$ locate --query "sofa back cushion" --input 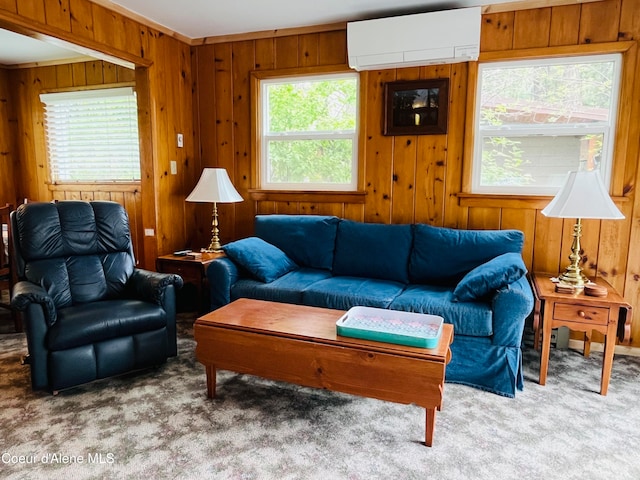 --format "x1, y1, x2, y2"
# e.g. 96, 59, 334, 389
333, 220, 412, 284
254, 215, 339, 270
13, 201, 135, 308
409, 224, 524, 286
